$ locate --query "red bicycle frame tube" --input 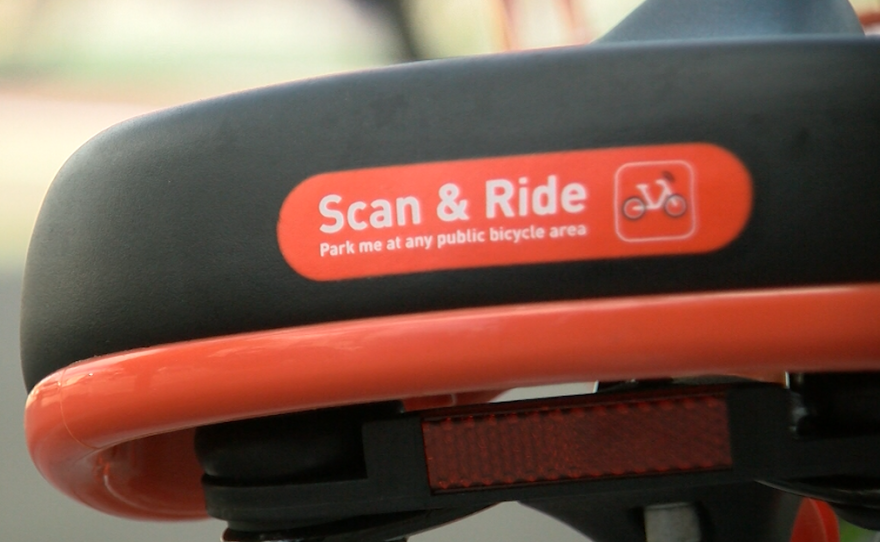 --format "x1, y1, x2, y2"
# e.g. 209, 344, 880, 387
24, 284, 880, 519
